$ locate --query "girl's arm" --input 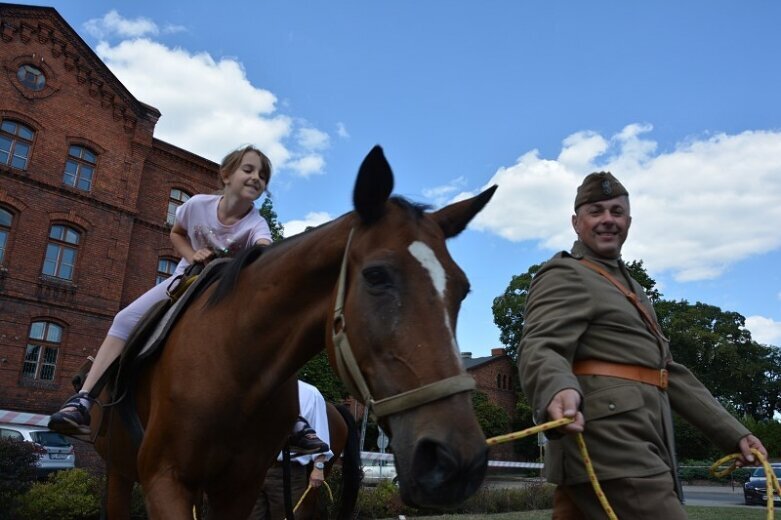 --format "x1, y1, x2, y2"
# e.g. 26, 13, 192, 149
254, 238, 272, 247
170, 223, 213, 264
